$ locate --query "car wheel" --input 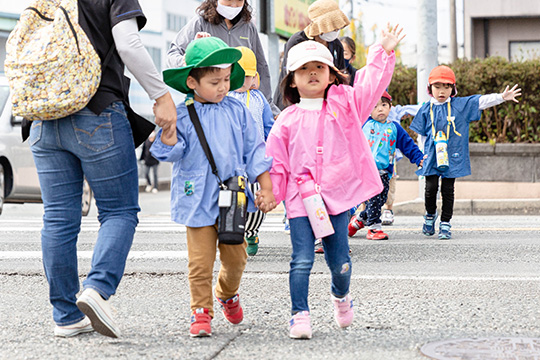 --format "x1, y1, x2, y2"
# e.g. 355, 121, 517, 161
81, 178, 93, 217
0, 165, 4, 215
